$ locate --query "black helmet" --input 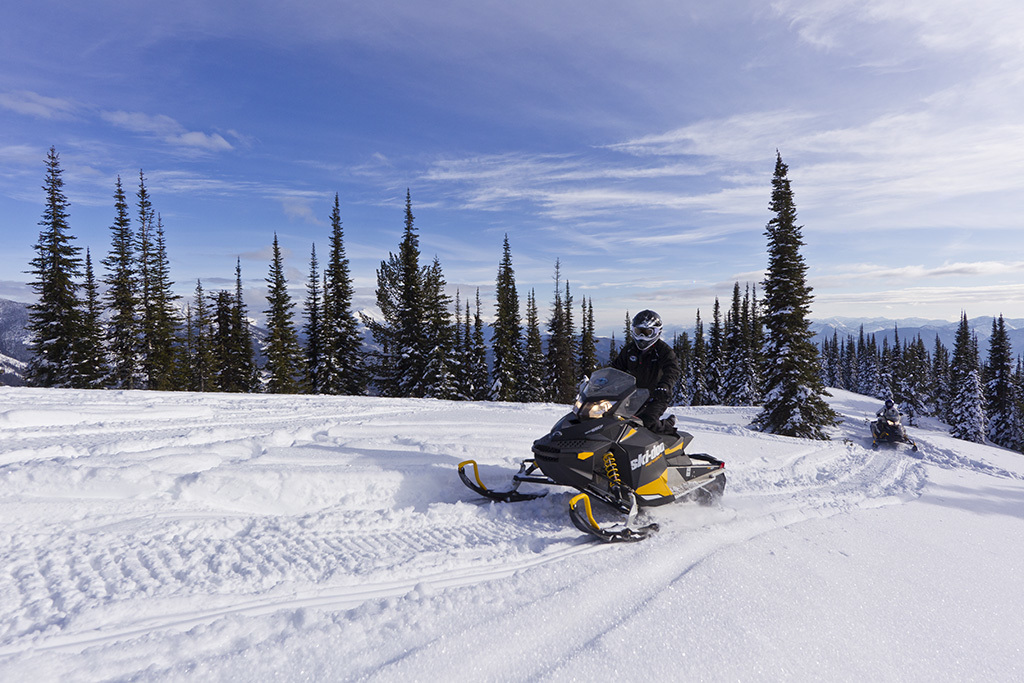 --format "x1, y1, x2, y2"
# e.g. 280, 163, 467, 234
884, 398, 894, 408
632, 309, 663, 351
